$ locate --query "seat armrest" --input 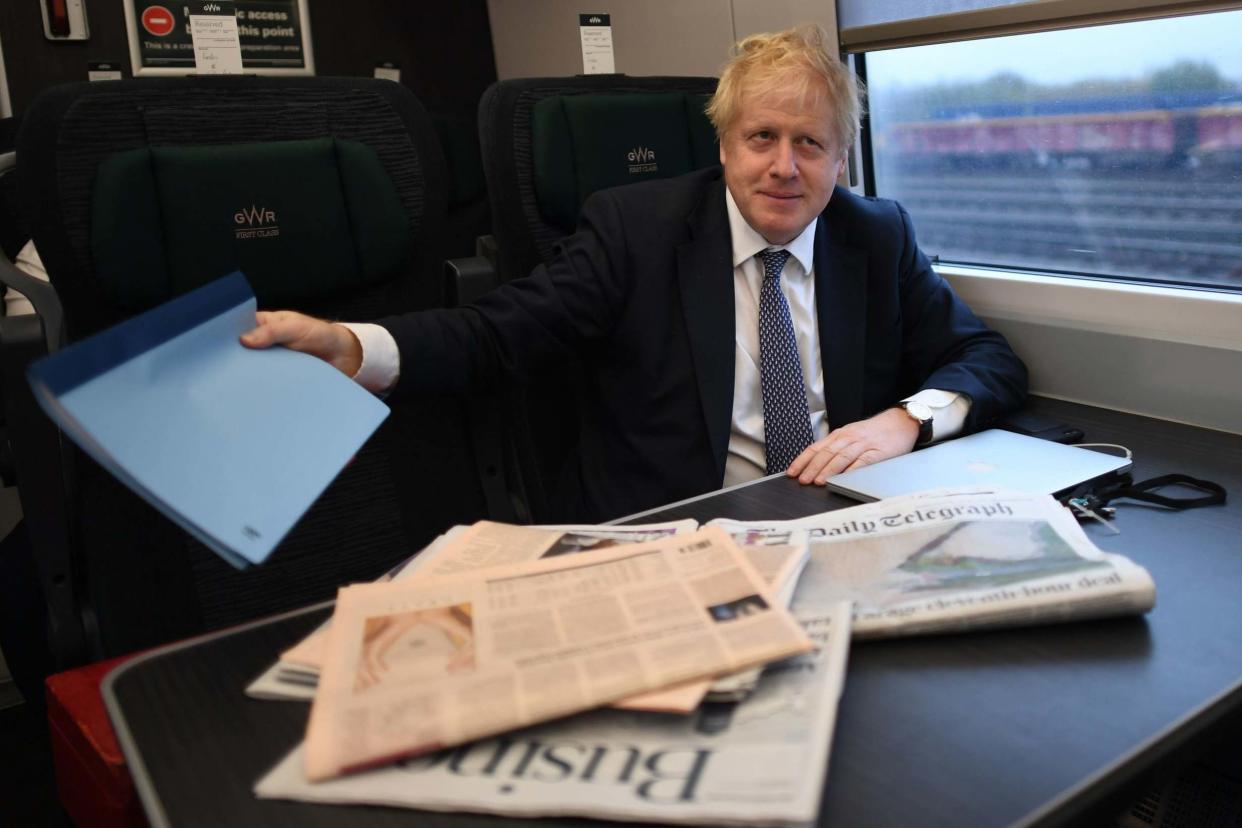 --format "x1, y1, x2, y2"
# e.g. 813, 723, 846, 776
474, 234, 499, 269
444, 255, 499, 307
0, 310, 89, 667
0, 255, 64, 353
